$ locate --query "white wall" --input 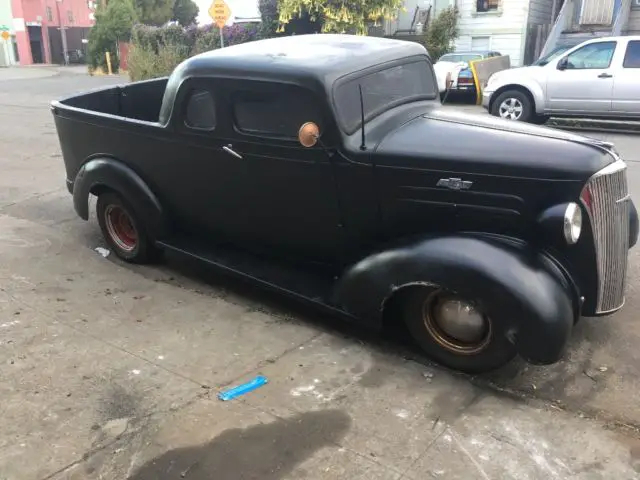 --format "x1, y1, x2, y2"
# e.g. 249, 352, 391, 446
386, 0, 454, 34
627, 4, 640, 34
454, 0, 530, 66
